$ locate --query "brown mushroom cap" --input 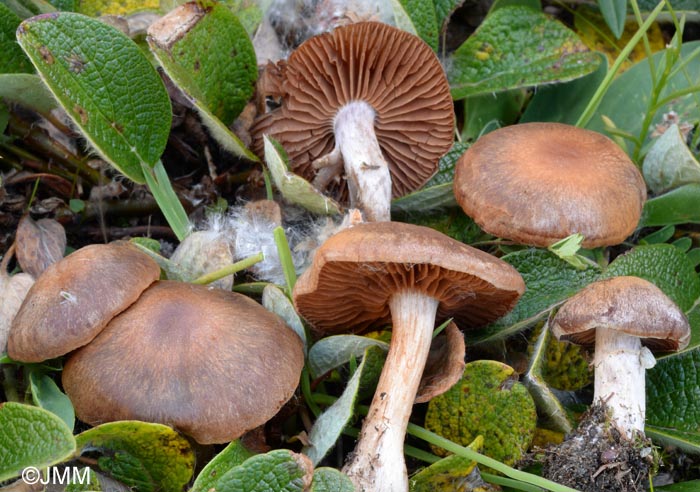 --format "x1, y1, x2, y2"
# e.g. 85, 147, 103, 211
252, 21, 454, 202
8, 242, 160, 362
62, 281, 304, 444
551, 276, 690, 351
453, 123, 647, 248
293, 222, 525, 336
